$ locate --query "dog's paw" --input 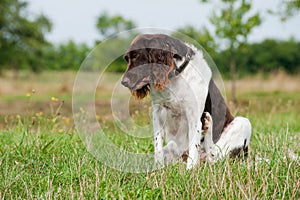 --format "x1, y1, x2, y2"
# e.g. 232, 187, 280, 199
163, 141, 180, 164
186, 157, 197, 170
202, 112, 212, 134
206, 146, 219, 163
186, 147, 199, 170
154, 151, 164, 167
